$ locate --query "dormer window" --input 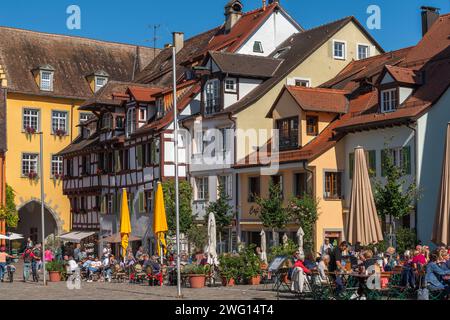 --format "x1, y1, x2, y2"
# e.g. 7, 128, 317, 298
95, 76, 108, 92
40, 70, 54, 91
204, 79, 221, 114
381, 88, 398, 113
253, 41, 264, 54
156, 97, 164, 119
224, 78, 237, 93
126, 108, 136, 136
